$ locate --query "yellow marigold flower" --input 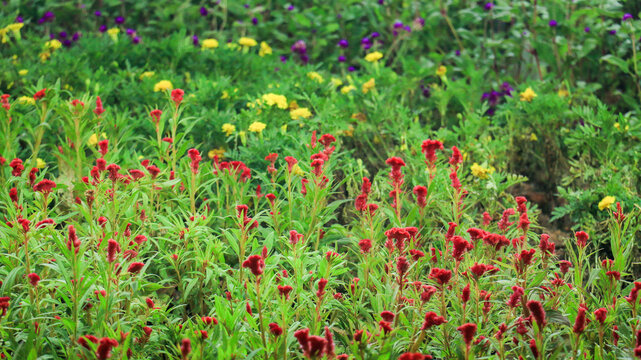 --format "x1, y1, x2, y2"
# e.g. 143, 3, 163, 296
87, 132, 107, 146
208, 147, 226, 159
18, 69, 28, 76
341, 85, 356, 94
0, 28, 8, 44
558, 88, 569, 98
307, 72, 324, 83
519, 87, 537, 102
18, 96, 35, 105
202, 38, 219, 49
470, 163, 495, 179
248, 121, 266, 133
436, 65, 447, 76
290, 107, 313, 120
530, 133, 538, 141
6, 23, 24, 32
598, 196, 615, 211
139, 71, 155, 80
36, 158, 46, 169
365, 51, 383, 63
222, 123, 236, 136
331, 78, 343, 87
221, 90, 229, 99
45, 39, 62, 50
259, 41, 272, 56
362, 78, 375, 94
261, 93, 288, 109
107, 28, 119, 41
288, 100, 299, 110
154, 80, 173, 92
292, 163, 305, 176
238, 37, 258, 47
